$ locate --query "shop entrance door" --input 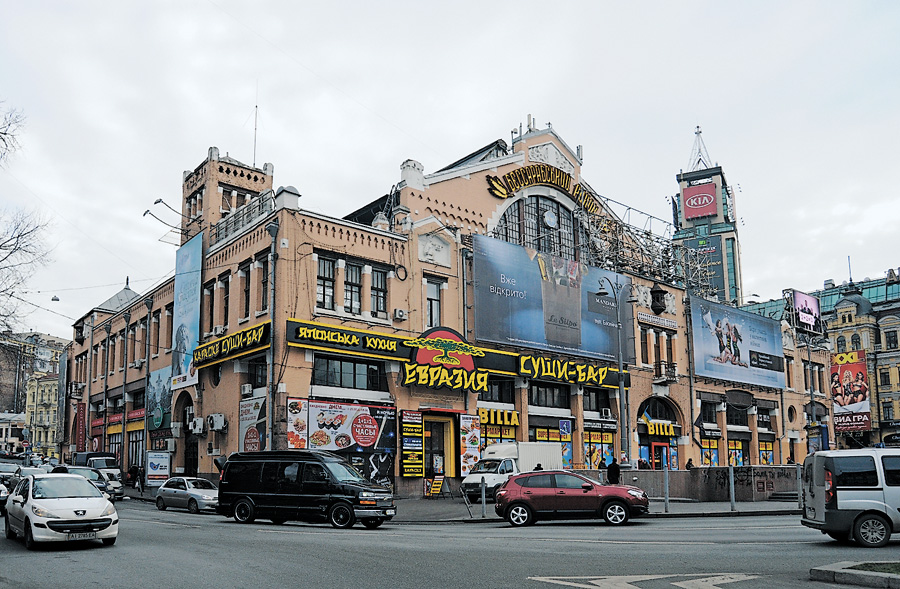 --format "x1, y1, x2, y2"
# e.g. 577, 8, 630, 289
651, 443, 669, 470
424, 420, 445, 478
